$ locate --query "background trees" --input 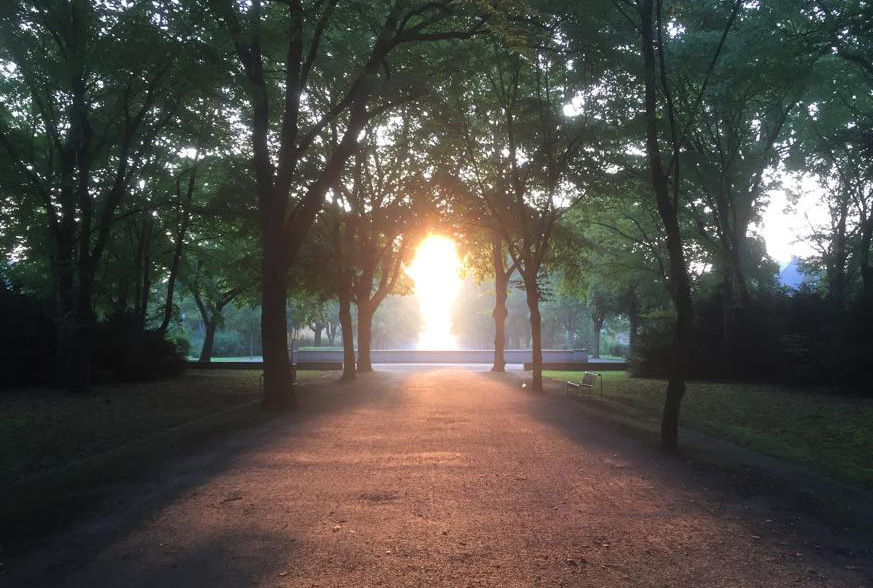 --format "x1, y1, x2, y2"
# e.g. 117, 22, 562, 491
206, 0, 485, 410
0, 0, 208, 390
2, 0, 873, 452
